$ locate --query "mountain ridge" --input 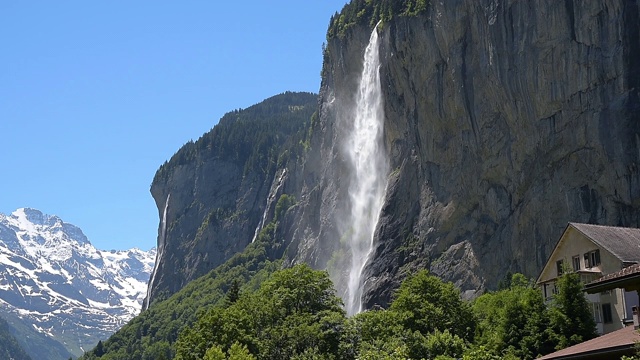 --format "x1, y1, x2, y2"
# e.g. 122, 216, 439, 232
0, 208, 156, 358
